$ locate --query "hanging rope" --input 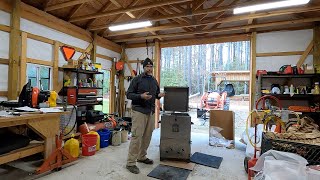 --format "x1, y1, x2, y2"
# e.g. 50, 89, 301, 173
151, 39, 155, 60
